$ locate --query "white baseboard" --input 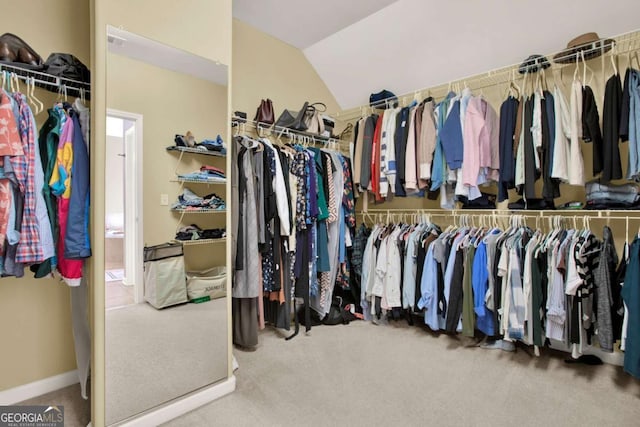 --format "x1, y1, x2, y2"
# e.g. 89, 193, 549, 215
117, 375, 236, 427
0, 370, 79, 405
